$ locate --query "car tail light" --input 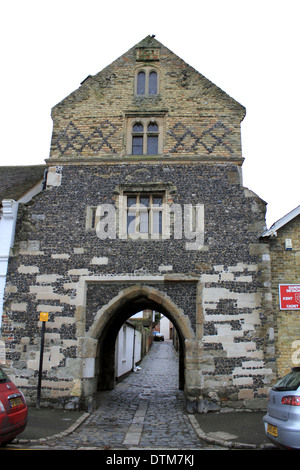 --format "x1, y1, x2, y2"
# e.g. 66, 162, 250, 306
281, 396, 300, 406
